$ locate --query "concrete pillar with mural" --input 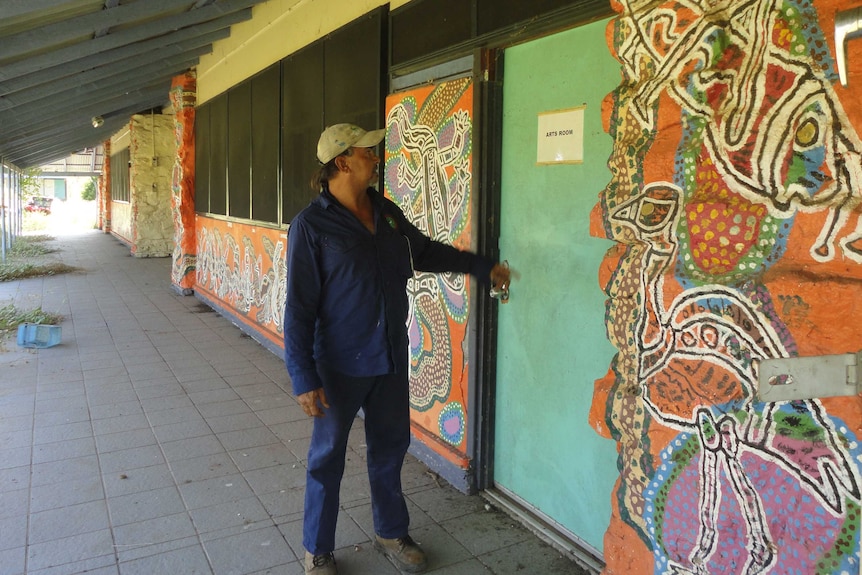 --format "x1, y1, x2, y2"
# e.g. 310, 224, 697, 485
129, 112, 175, 257
100, 140, 111, 233
169, 72, 197, 294
590, 1, 862, 573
